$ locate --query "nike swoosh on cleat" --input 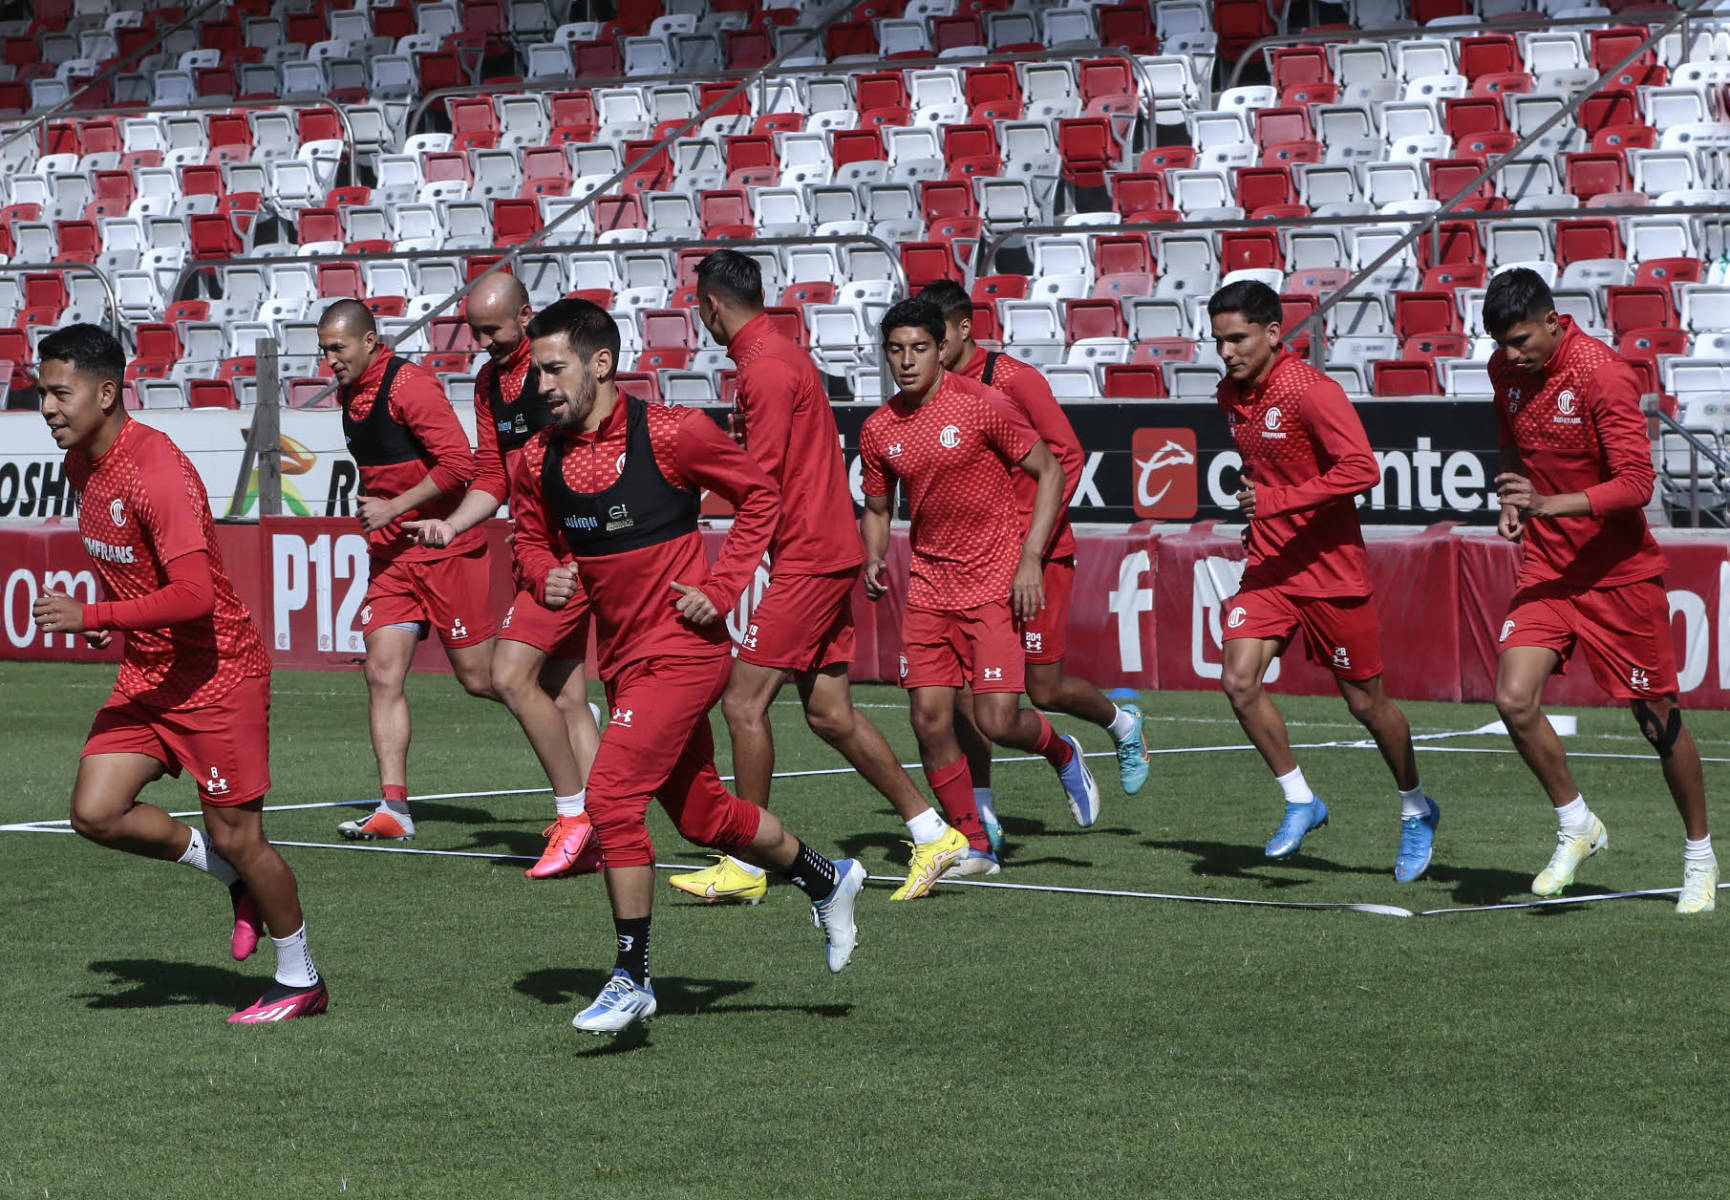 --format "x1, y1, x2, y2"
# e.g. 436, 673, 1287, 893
702, 883, 756, 899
